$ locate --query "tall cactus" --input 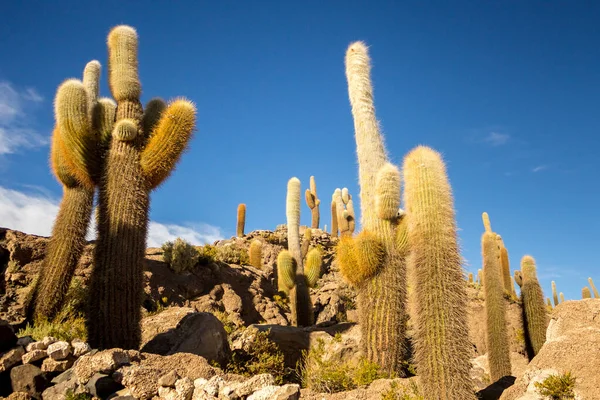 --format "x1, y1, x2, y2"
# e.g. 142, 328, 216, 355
551, 281, 559, 306
330, 196, 338, 238
336, 42, 408, 375
588, 277, 599, 298
249, 239, 262, 269
481, 228, 511, 381
88, 25, 196, 350
286, 177, 312, 326
403, 145, 475, 399
499, 238, 512, 295
582, 287, 592, 299
305, 176, 320, 229
520, 255, 548, 360
28, 61, 115, 322
237, 204, 246, 237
